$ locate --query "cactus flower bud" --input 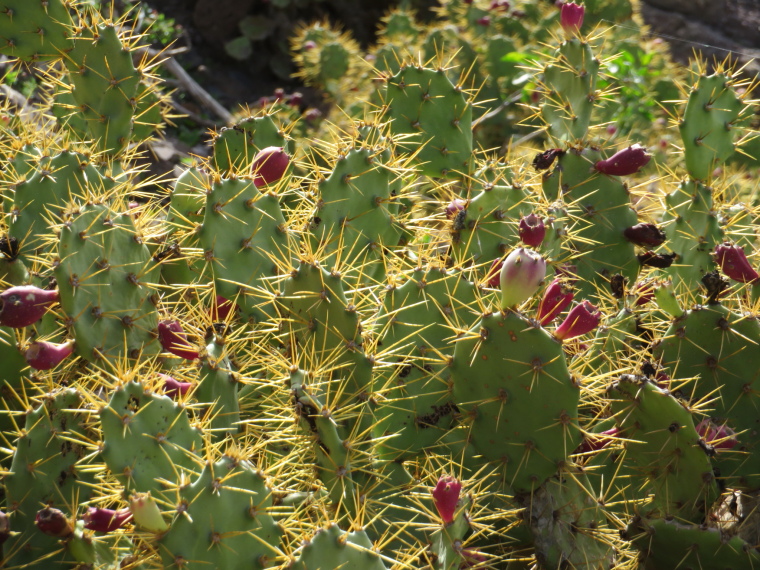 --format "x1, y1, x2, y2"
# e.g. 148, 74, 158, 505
623, 223, 666, 247
519, 214, 546, 247
129, 492, 168, 533
555, 300, 600, 340
696, 419, 738, 450
0, 286, 59, 328
157, 320, 199, 360
252, 147, 290, 188
559, 2, 584, 35
158, 373, 193, 399
714, 242, 759, 283
25, 339, 75, 370
35, 507, 73, 537
537, 279, 574, 325
445, 198, 467, 219
594, 144, 651, 176
432, 475, 461, 525
83, 507, 132, 533
500, 248, 546, 310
